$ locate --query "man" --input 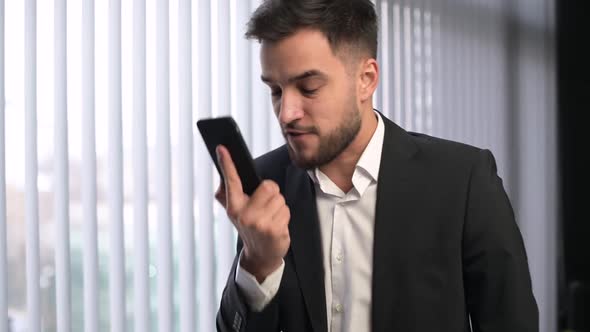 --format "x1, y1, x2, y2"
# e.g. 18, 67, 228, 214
214, 0, 538, 331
